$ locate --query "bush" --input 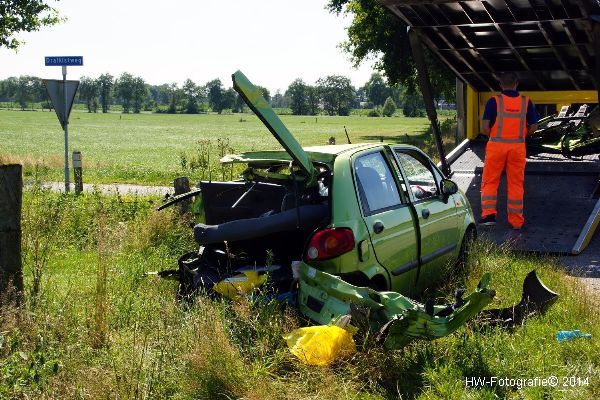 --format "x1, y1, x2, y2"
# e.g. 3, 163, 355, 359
402, 92, 426, 117
382, 96, 397, 117
367, 109, 380, 117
